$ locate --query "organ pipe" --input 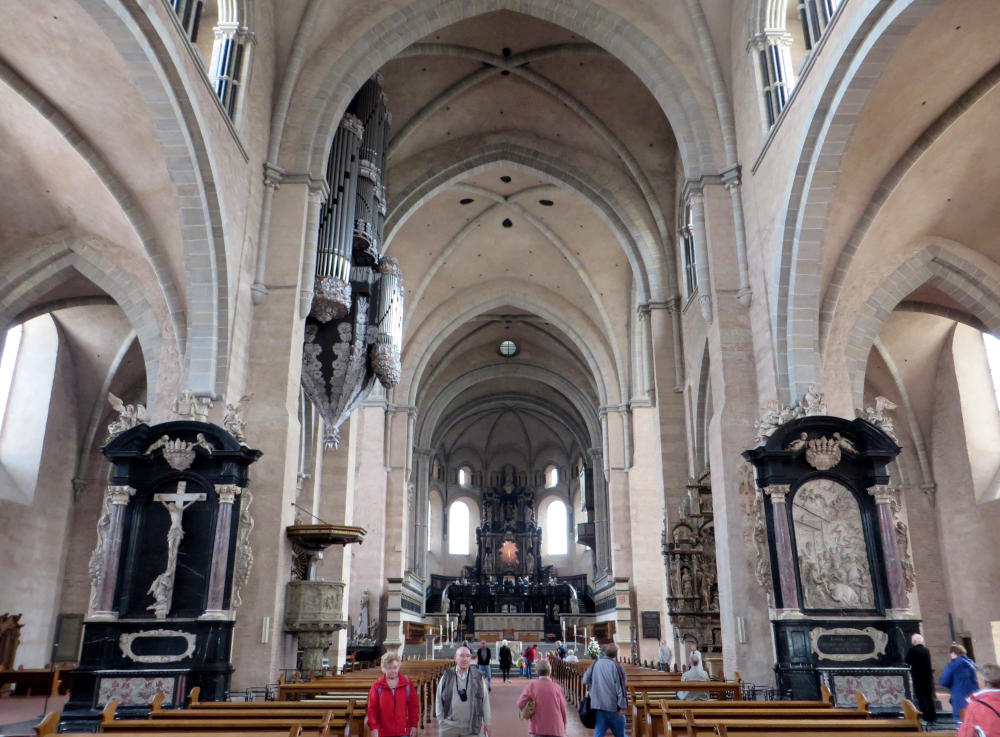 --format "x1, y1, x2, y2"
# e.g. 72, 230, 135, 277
371, 256, 404, 387
311, 113, 363, 322
348, 72, 391, 266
